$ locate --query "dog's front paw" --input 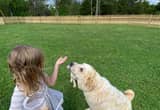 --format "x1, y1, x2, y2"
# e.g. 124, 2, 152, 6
85, 108, 90, 110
